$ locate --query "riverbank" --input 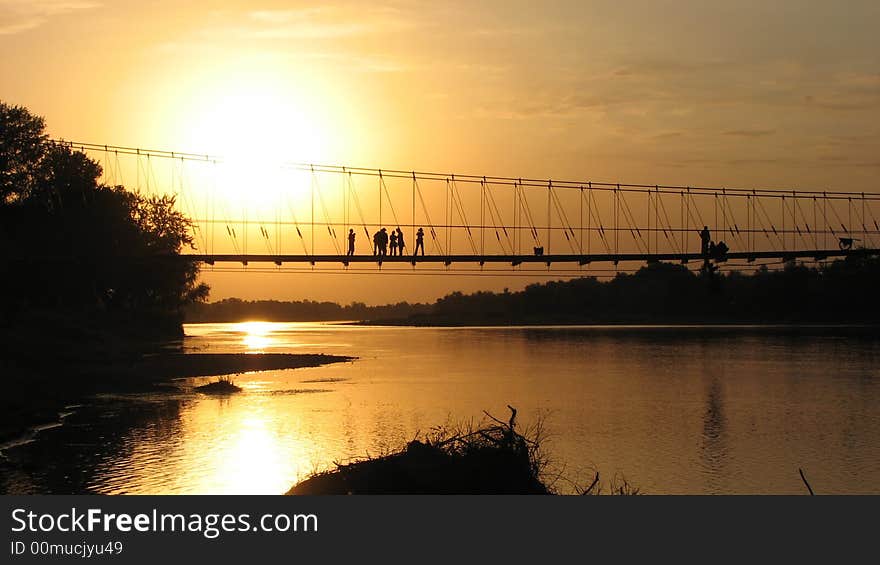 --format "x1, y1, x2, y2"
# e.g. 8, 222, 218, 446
1, 349, 354, 444
123, 352, 354, 381
351, 319, 880, 338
